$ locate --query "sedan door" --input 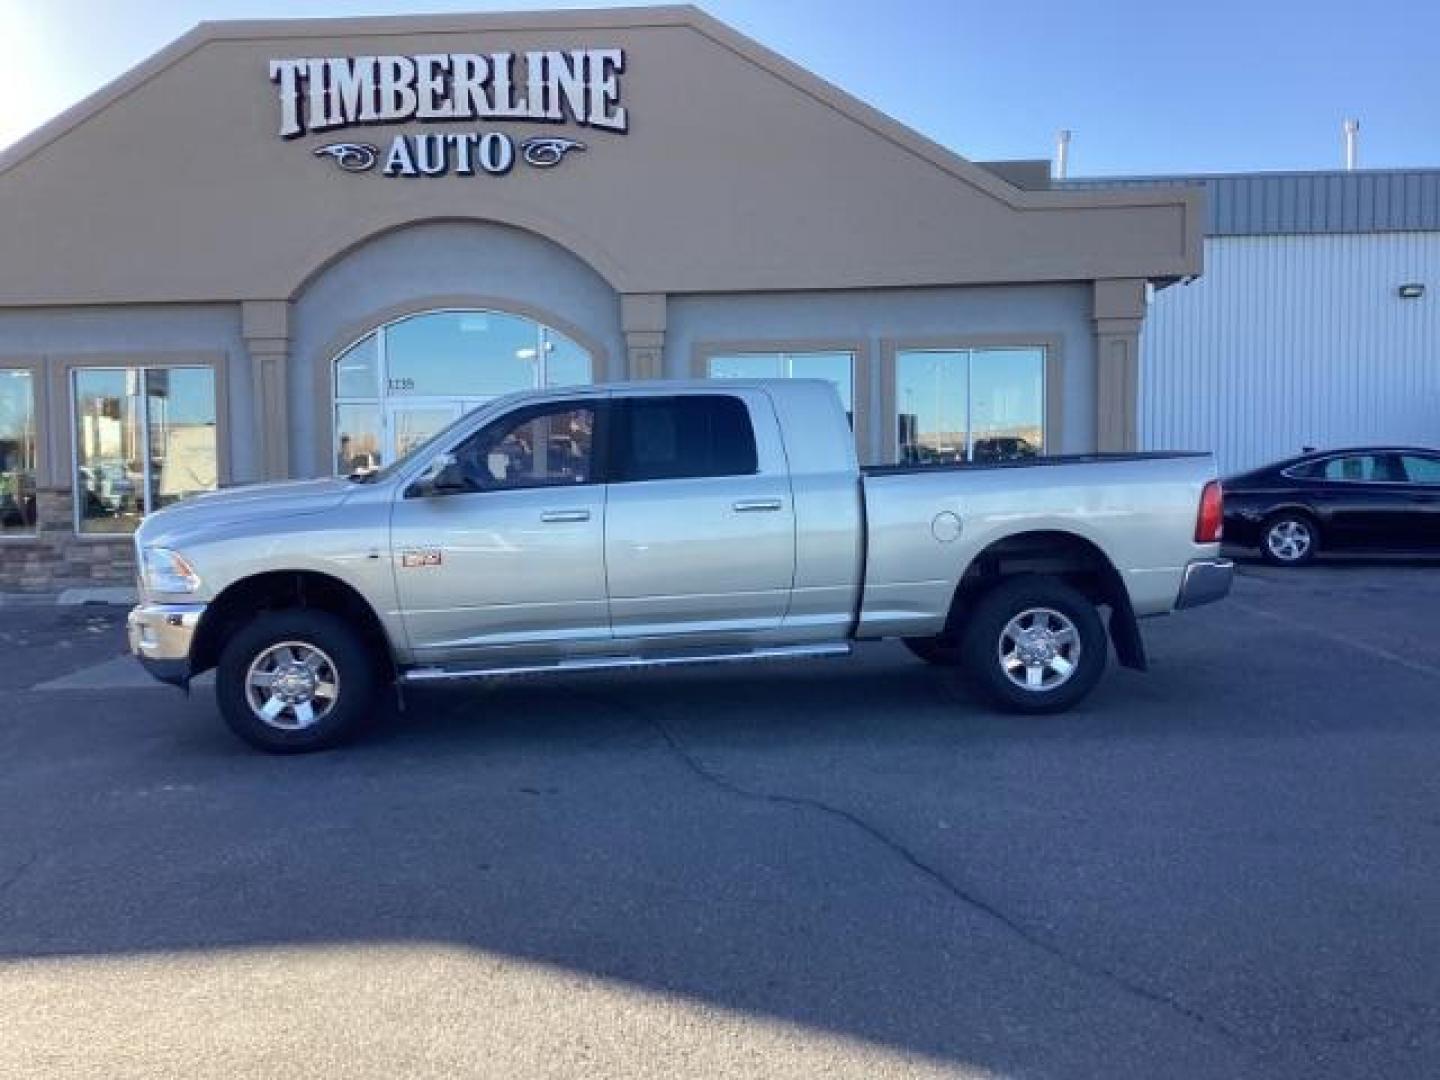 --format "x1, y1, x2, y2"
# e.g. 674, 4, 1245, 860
390, 397, 610, 663
1308, 453, 1409, 550
603, 391, 796, 640
1399, 453, 1440, 550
